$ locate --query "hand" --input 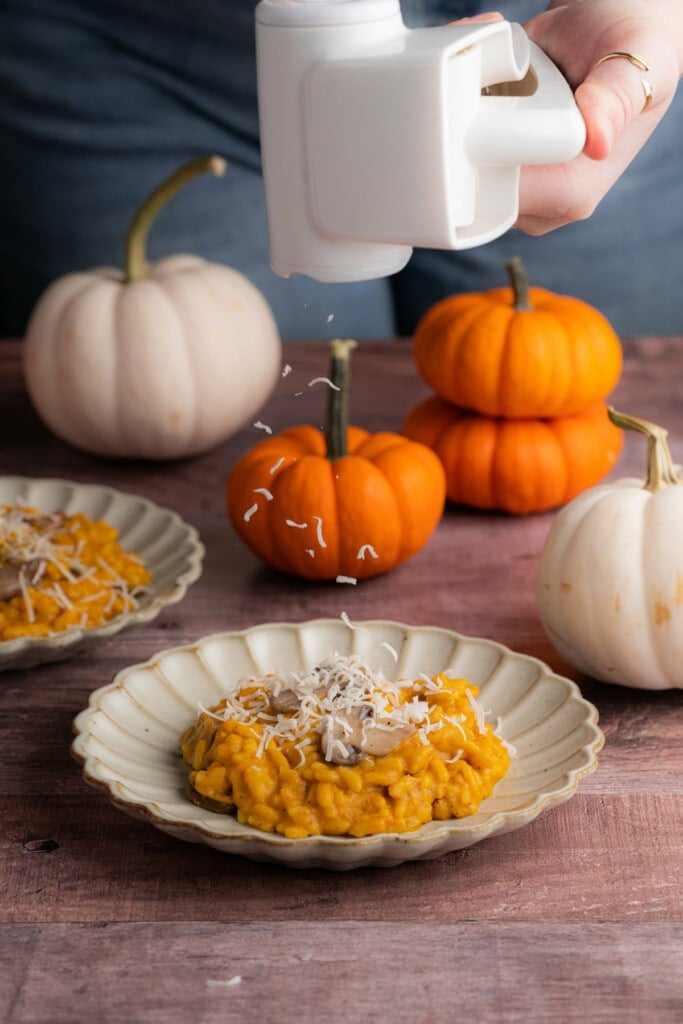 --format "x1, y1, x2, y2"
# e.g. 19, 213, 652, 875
517, 0, 682, 234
